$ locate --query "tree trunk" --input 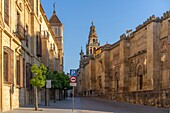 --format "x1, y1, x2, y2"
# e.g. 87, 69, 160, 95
45, 88, 47, 106
34, 86, 38, 111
